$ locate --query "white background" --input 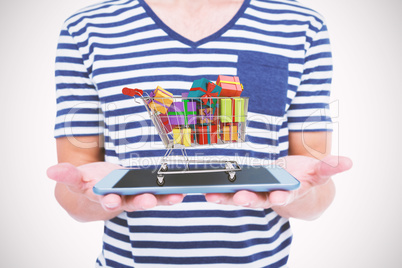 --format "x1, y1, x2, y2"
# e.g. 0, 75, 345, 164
0, 0, 401, 267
